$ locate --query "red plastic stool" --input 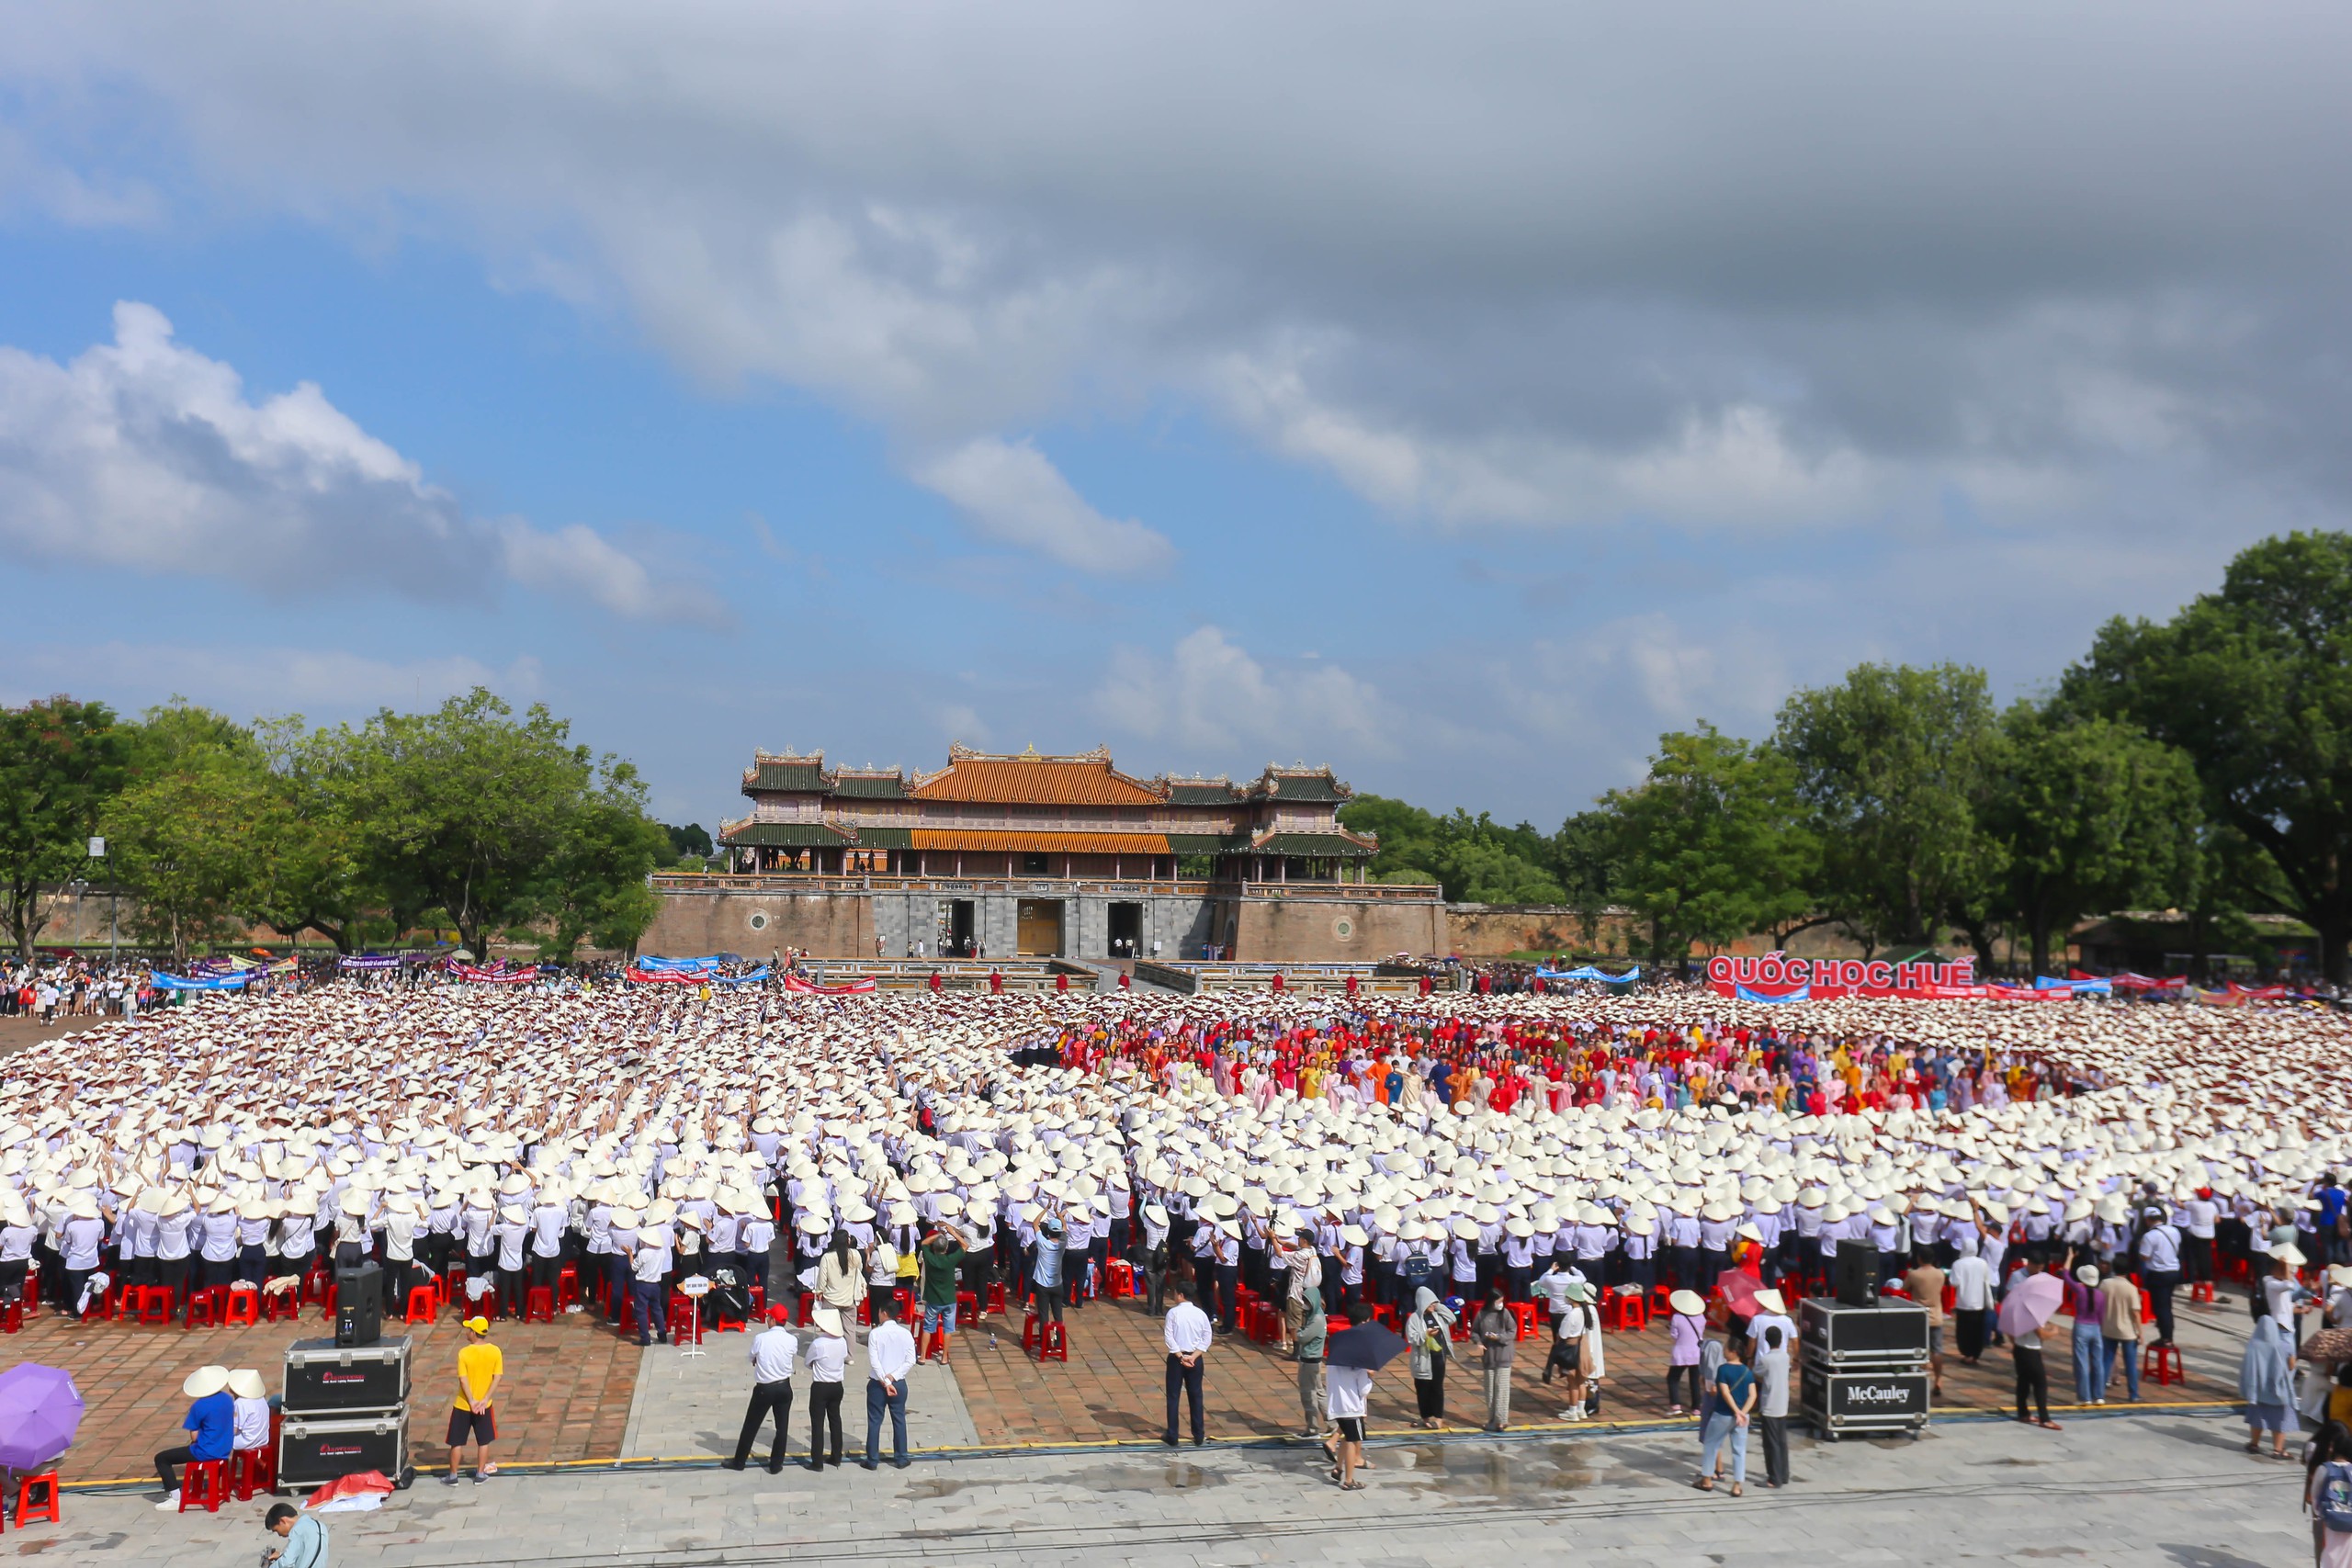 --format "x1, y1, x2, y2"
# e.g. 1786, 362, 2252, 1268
223, 1289, 261, 1327
2190, 1280, 2215, 1304
1368, 1302, 1399, 1331
986, 1281, 1008, 1314
1509, 1302, 1539, 1340
713, 1293, 750, 1333
1038, 1322, 1068, 1362
557, 1262, 580, 1308
1605, 1289, 1648, 1331
1106, 1259, 1135, 1300
2143, 1341, 2184, 1386
185, 1287, 225, 1329
523, 1286, 557, 1325
2140, 1287, 2156, 1322
13, 1471, 60, 1525
264, 1289, 302, 1323
854, 1298, 872, 1327
922, 1325, 949, 1362
404, 1285, 439, 1325
0, 1299, 22, 1335
178, 1459, 230, 1513
1650, 1281, 1675, 1316
956, 1290, 978, 1320
794, 1293, 814, 1326
1021, 1314, 1041, 1352
1328, 1315, 1353, 1334
230, 1445, 277, 1501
